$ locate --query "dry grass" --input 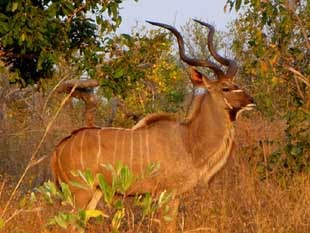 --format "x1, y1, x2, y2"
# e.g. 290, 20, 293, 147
181, 153, 310, 233
3, 164, 309, 233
